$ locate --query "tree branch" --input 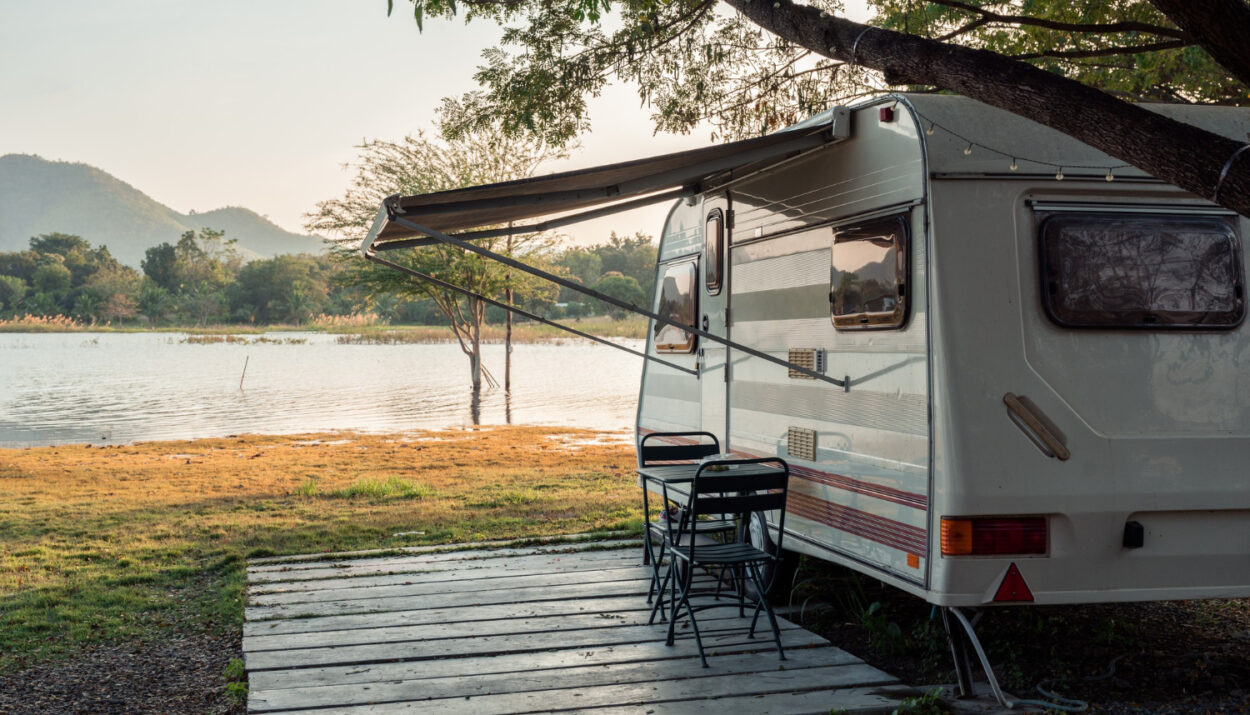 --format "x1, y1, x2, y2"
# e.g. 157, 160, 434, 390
1013, 39, 1190, 61
1148, 0, 1250, 88
928, 0, 1188, 39
934, 16, 988, 43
